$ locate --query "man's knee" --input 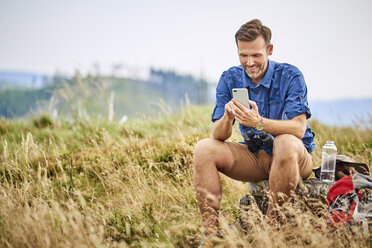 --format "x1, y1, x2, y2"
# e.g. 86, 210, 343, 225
194, 138, 216, 158
272, 134, 303, 161
194, 138, 223, 164
193, 138, 233, 172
